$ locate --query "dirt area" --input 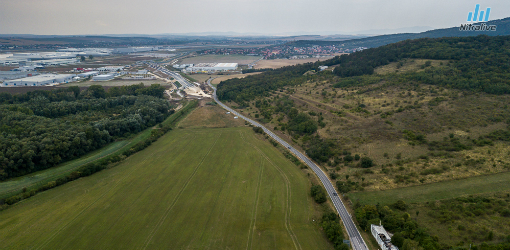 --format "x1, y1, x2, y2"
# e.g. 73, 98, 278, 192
183, 86, 211, 98
179, 55, 261, 65
186, 74, 213, 83
177, 101, 246, 128
254, 57, 334, 69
